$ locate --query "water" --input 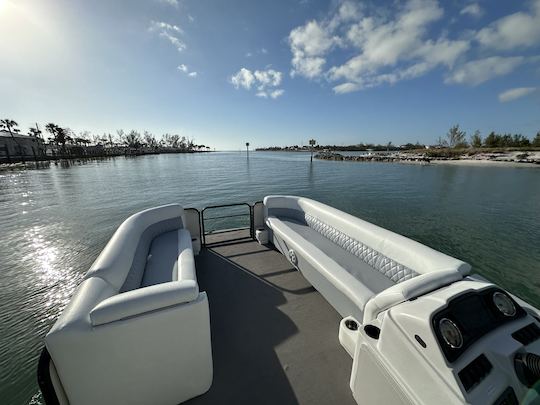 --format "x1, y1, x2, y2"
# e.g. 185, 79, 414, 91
1, 151, 539, 404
